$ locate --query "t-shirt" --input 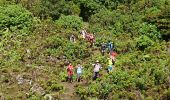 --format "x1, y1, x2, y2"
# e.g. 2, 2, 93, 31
81, 30, 86, 38
93, 64, 101, 72
108, 59, 112, 65
77, 66, 83, 73
67, 65, 73, 75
